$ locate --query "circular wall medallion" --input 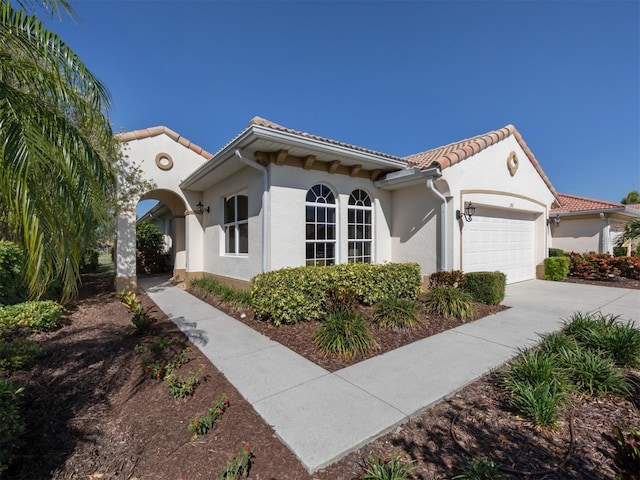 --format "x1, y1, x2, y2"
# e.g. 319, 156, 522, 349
155, 153, 174, 171
507, 151, 519, 177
